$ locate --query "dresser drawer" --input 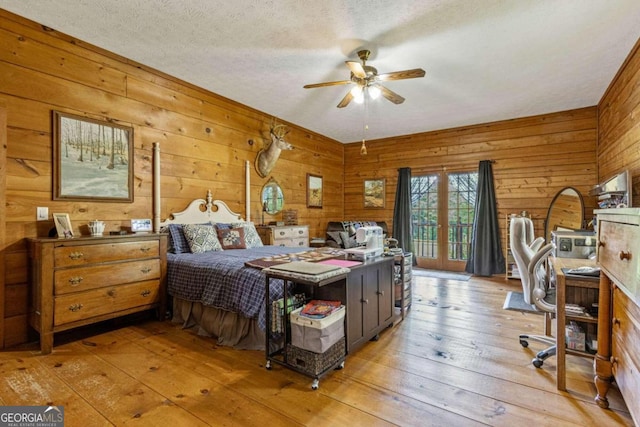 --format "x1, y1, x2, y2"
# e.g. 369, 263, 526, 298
611, 287, 640, 425
54, 280, 160, 326
54, 259, 160, 295
612, 287, 640, 358
275, 237, 309, 247
55, 240, 160, 267
598, 220, 640, 296
273, 226, 309, 240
